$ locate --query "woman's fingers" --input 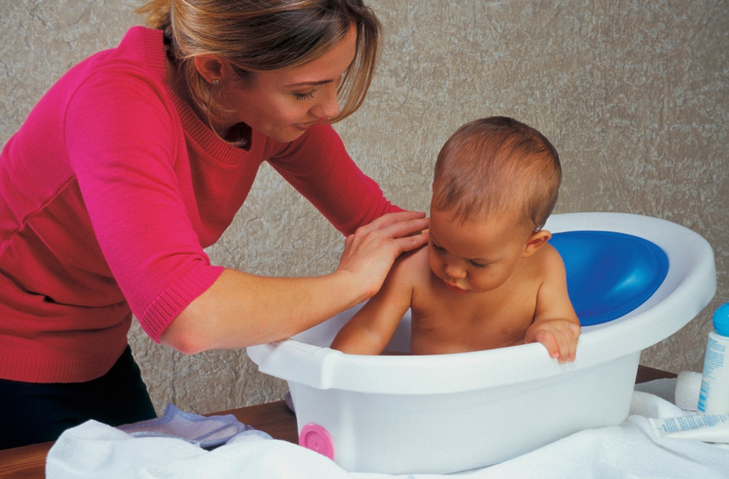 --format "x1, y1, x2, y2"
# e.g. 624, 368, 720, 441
391, 226, 430, 252
354, 211, 428, 239
337, 211, 430, 299
344, 212, 428, 257
362, 210, 427, 228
